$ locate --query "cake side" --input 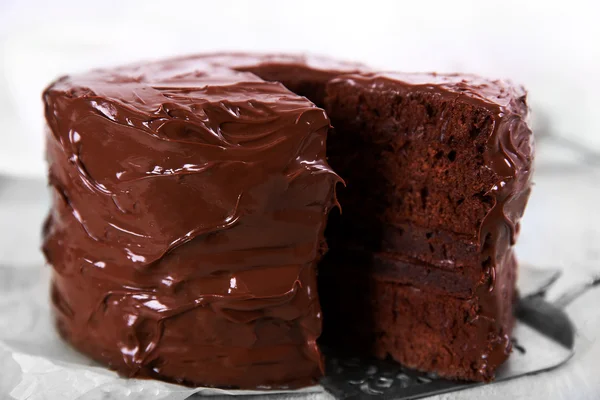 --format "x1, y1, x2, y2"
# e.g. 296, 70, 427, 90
42, 61, 339, 388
